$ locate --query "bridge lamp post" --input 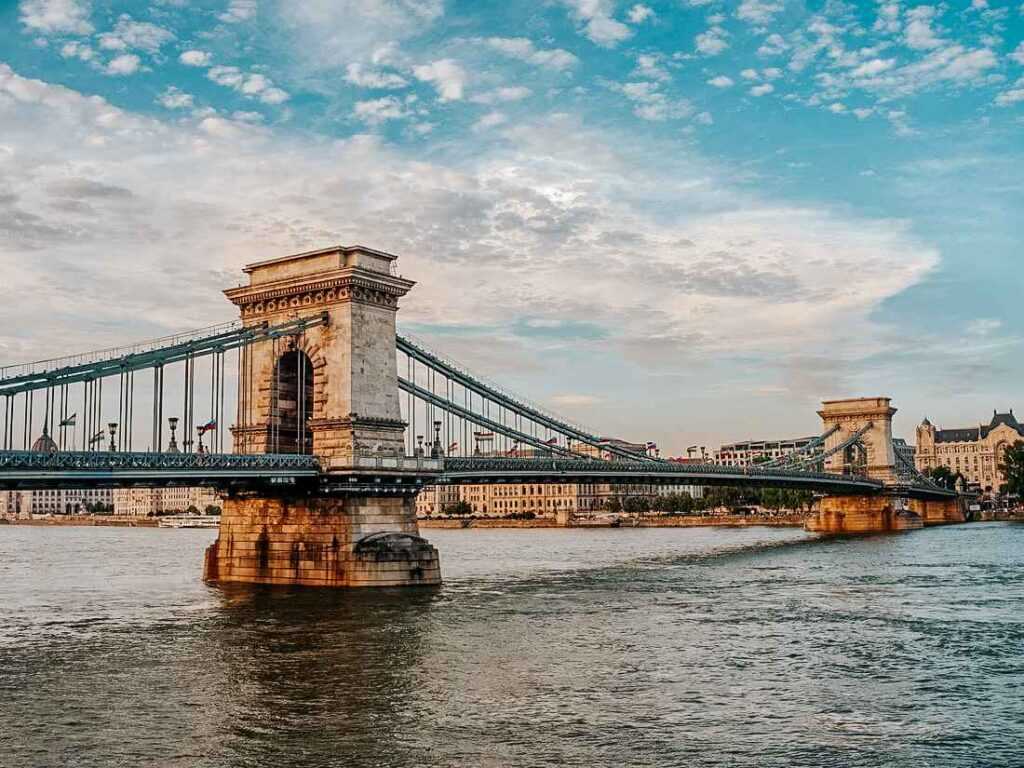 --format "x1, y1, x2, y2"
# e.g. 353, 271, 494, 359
107, 423, 118, 453
167, 417, 179, 453
431, 420, 442, 458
